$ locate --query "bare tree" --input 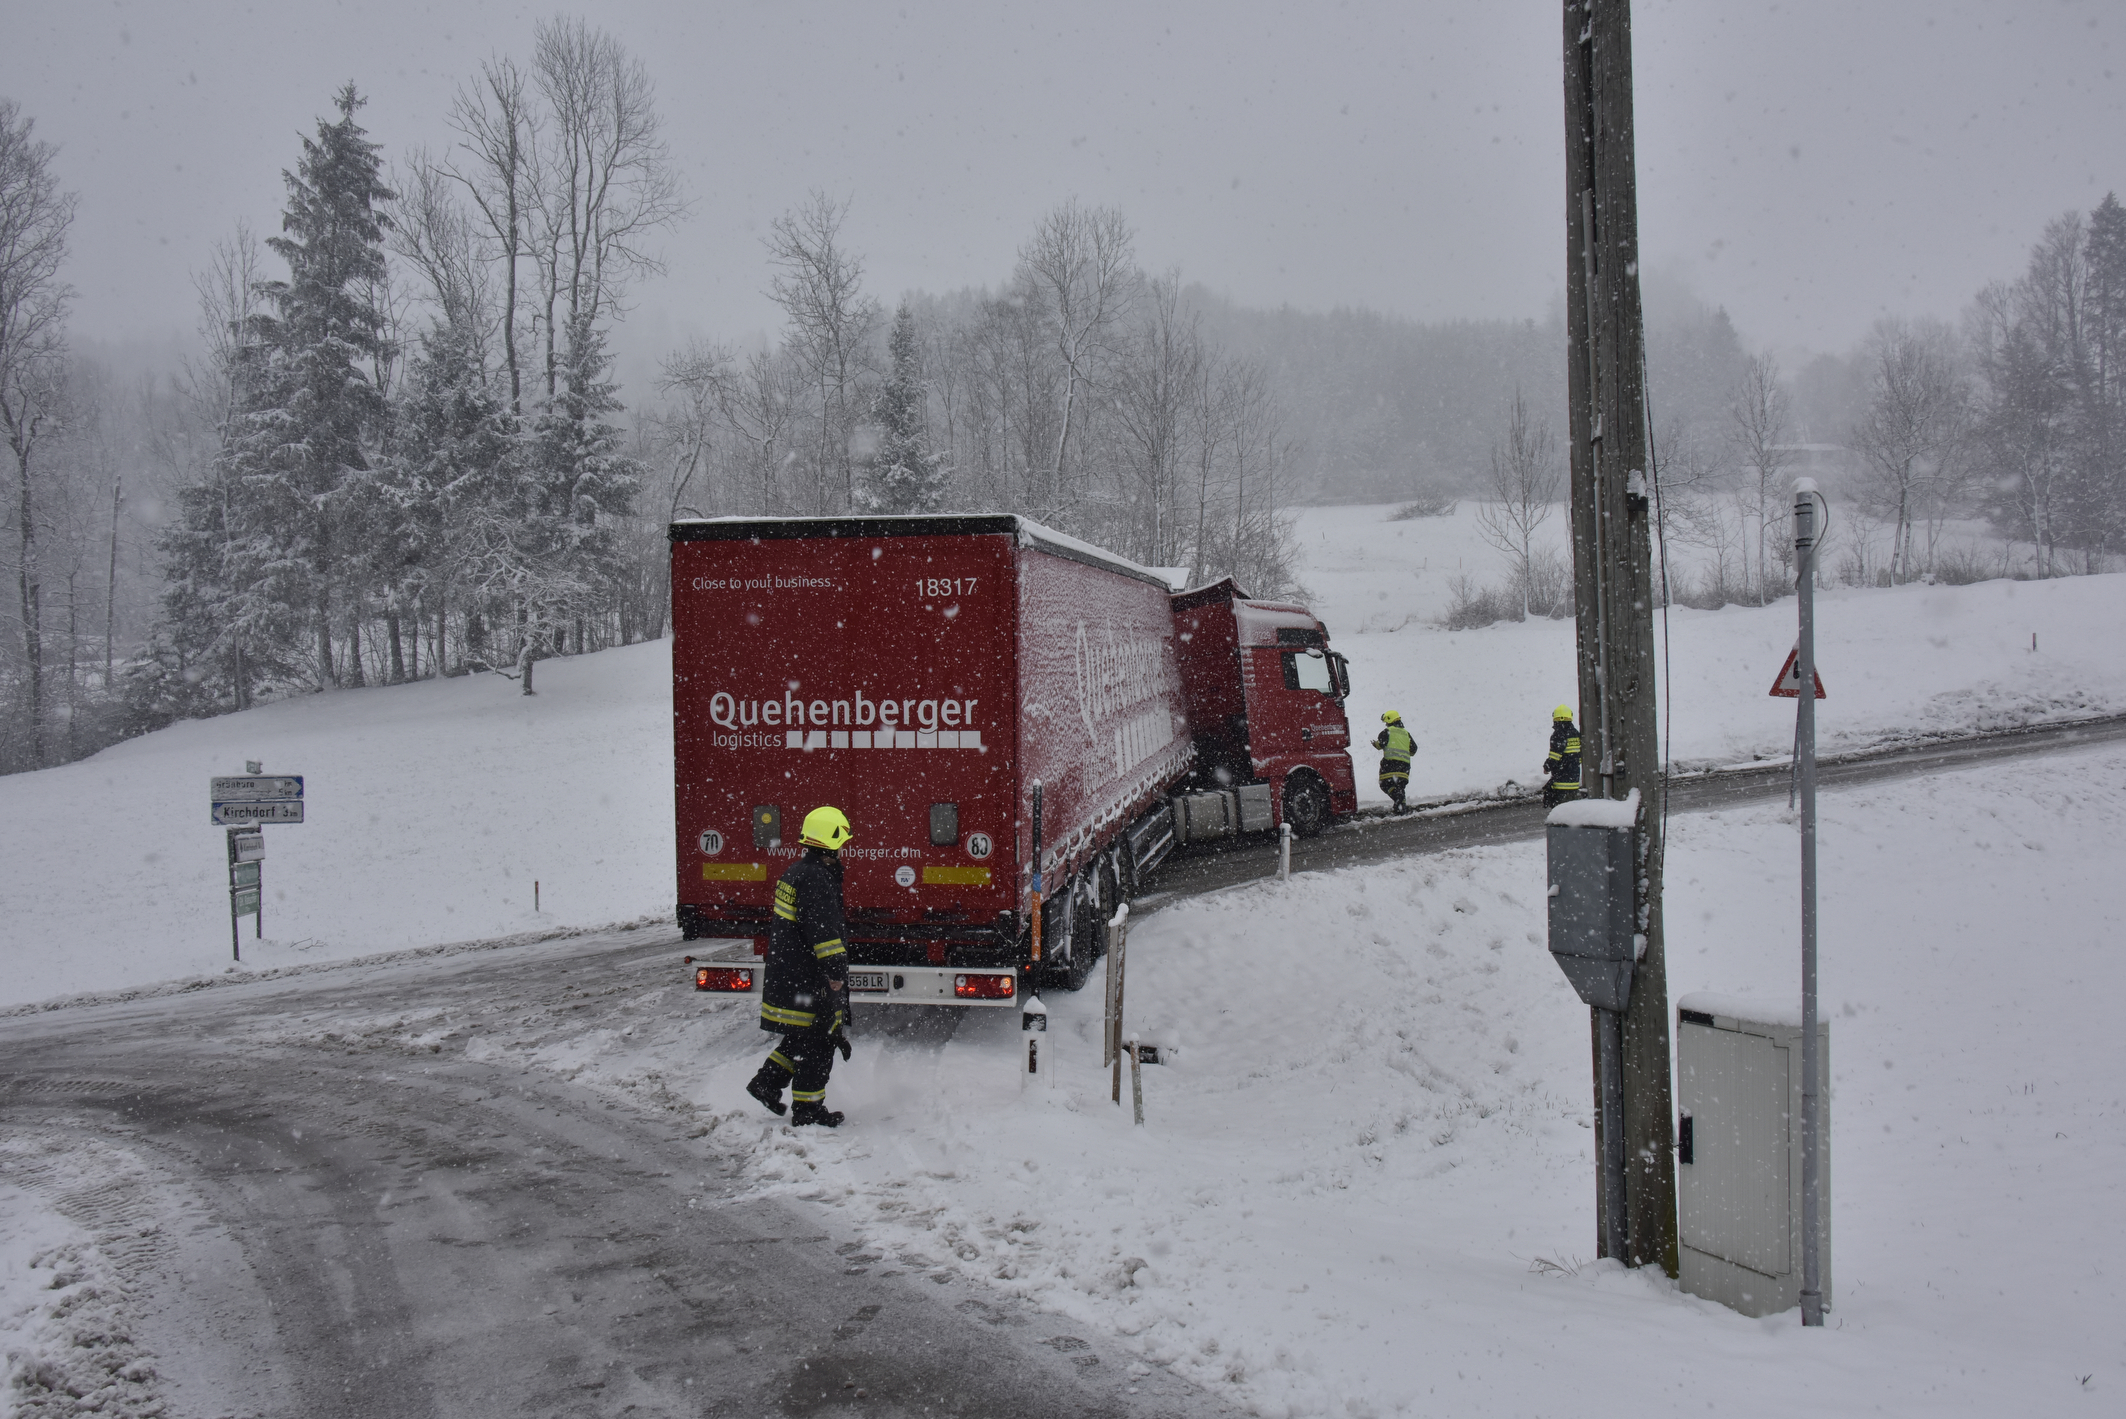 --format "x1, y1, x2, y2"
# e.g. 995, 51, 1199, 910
393, 151, 494, 354
1108, 273, 1203, 565
1017, 199, 1135, 513
1473, 389, 1563, 617
1727, 352, 1791, 603
528, 18, 685, 398
1851, 317, 1967, 581
765, 192, 880, 513
446, 56, 537, 411
0, 98, 78, 767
